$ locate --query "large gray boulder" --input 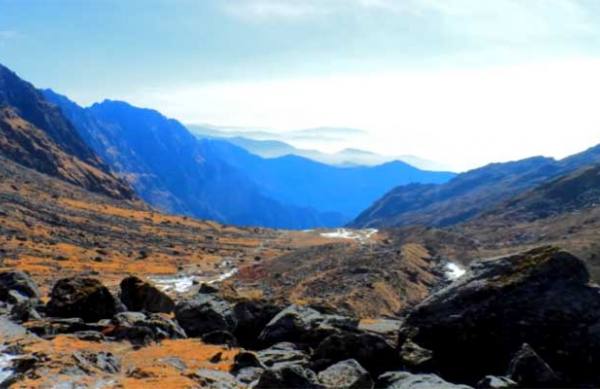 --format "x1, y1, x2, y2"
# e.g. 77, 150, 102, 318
175, 294, 236, 337
399, 246, 600, 386
259, 304, 358, 346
